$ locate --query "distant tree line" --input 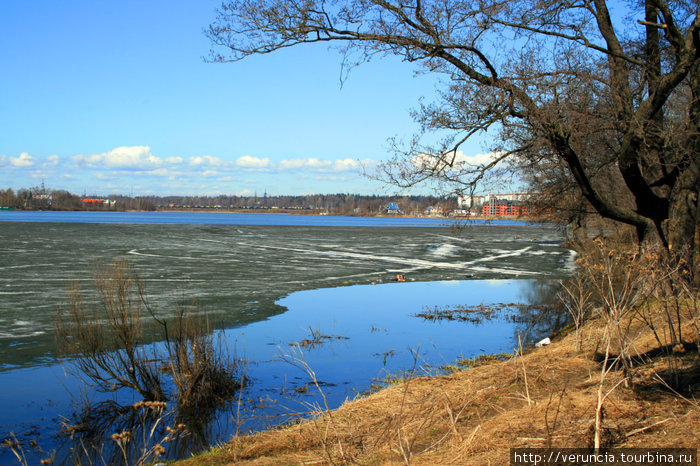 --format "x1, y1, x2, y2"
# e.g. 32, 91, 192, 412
0, 186, 154, 211
0, 186, 93, 210
138, 193, 455, 215
0, 186, 454, 215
